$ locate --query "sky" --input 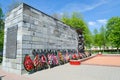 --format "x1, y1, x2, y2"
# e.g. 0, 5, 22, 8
0, 0, 120, 33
